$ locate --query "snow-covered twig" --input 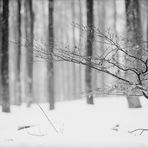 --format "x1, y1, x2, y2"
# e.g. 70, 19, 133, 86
17, 125, 36, 131
128, 128, 148, 135
37, 104, 59, 134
